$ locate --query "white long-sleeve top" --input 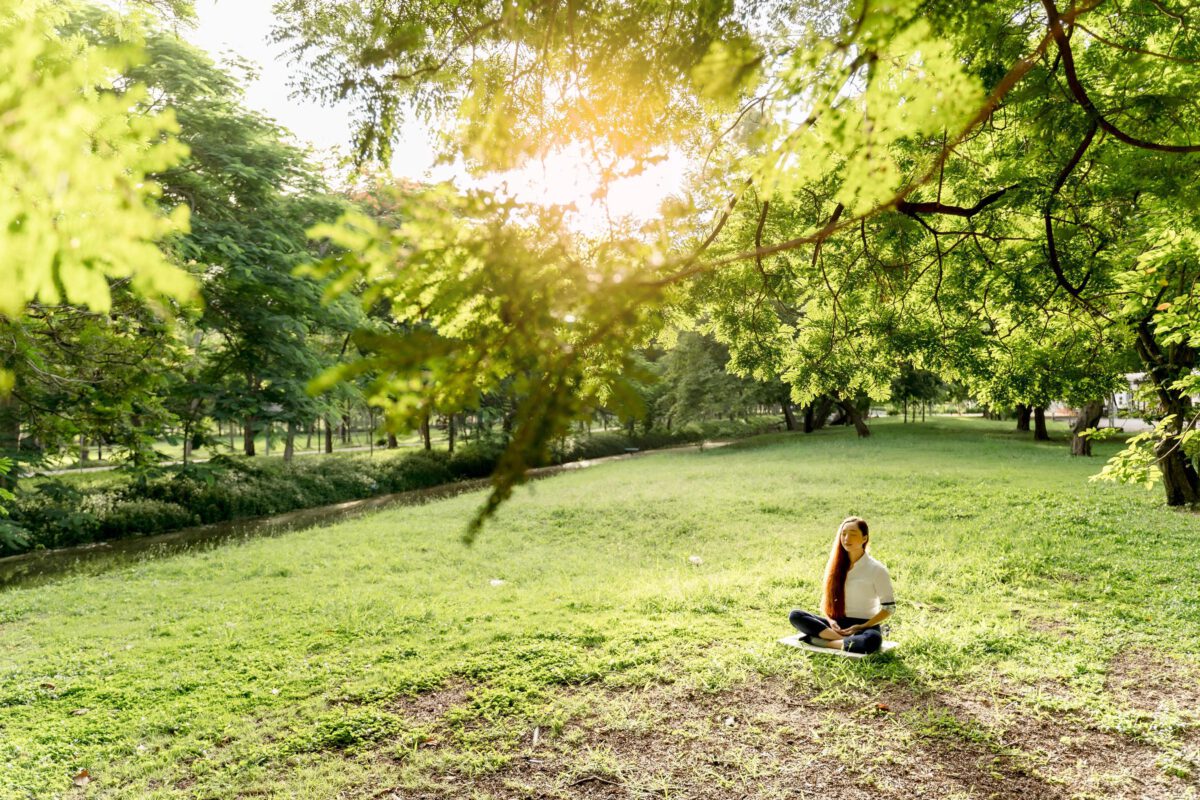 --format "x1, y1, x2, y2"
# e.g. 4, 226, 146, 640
843, 554, 896, 619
